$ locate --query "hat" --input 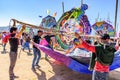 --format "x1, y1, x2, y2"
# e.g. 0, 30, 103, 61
73, 38, 79, 44
101, 34, 110, 40
38, 30, 43, 33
